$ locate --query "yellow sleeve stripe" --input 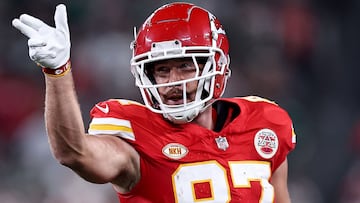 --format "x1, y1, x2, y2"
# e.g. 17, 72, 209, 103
89, 124, 133, 133
88, 117, 135, 141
